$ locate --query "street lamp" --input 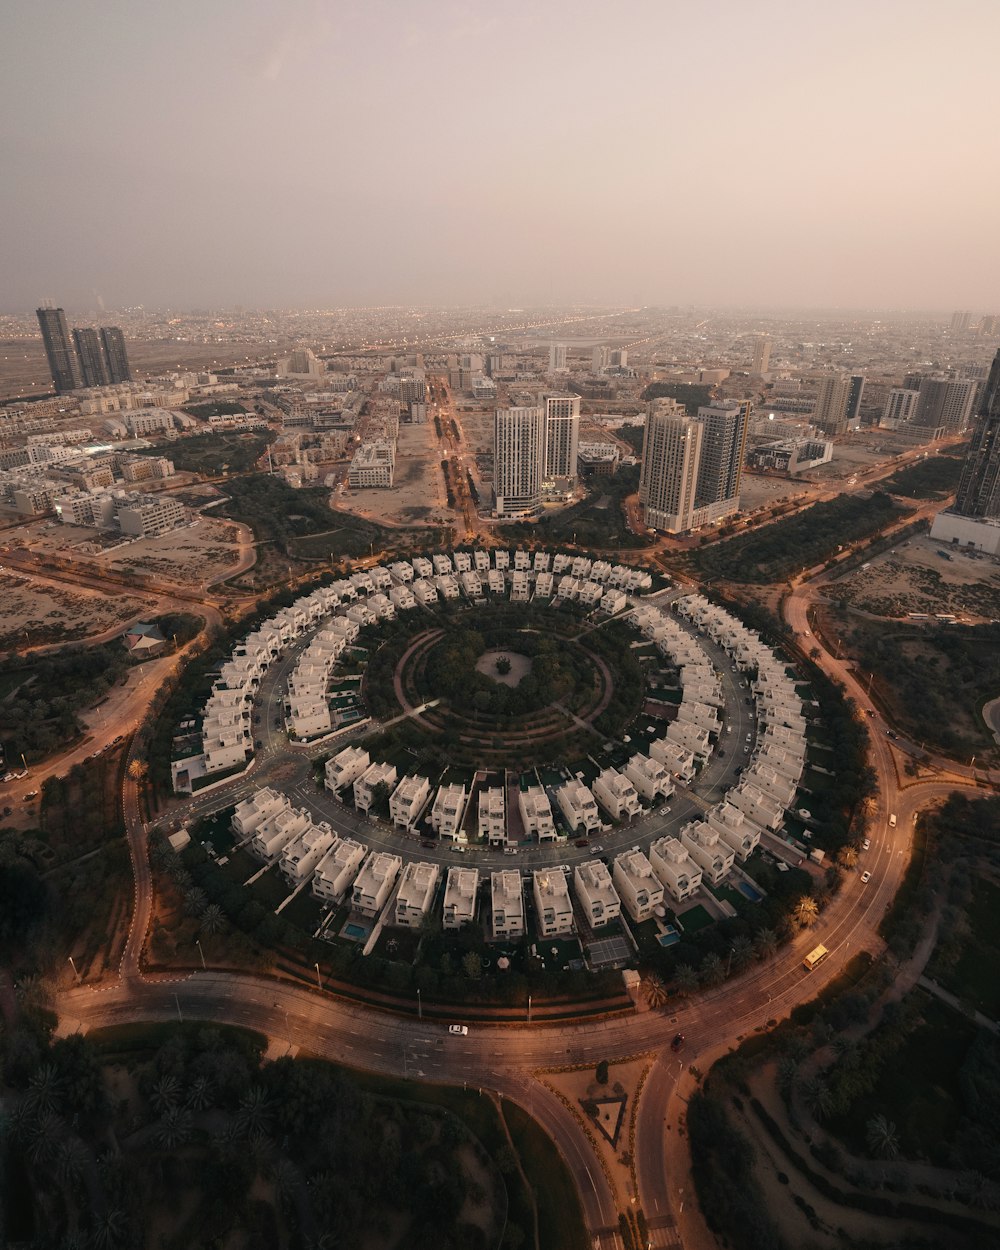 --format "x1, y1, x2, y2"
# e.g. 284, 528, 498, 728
417, 987, 422, 1020
195, 939, 206, 970
314, 962, 322, 992
68, 955, 80, 982
527, 994, 532, 1024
